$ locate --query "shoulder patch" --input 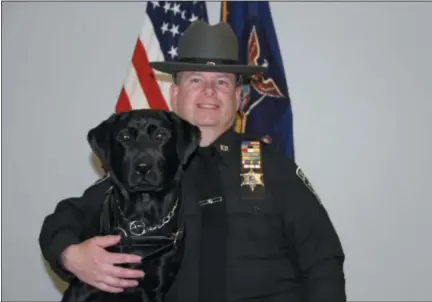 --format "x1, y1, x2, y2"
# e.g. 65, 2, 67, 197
295, 166, 321, 204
